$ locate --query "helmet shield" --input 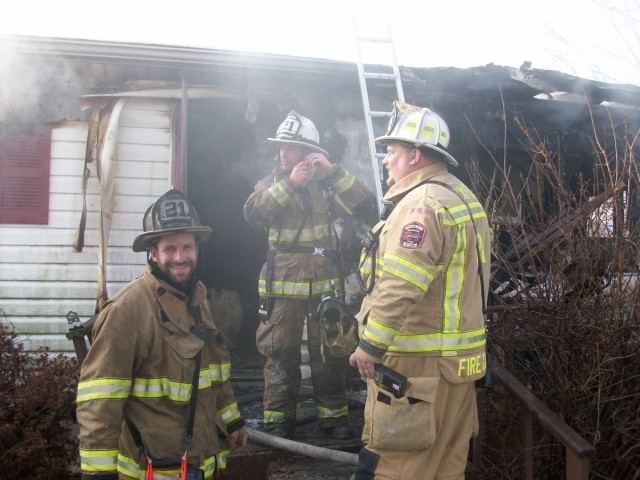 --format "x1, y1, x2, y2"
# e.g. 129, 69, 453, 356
132, 189, 212, 252
267, 110, 329, 156
375, 101, 459, 167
